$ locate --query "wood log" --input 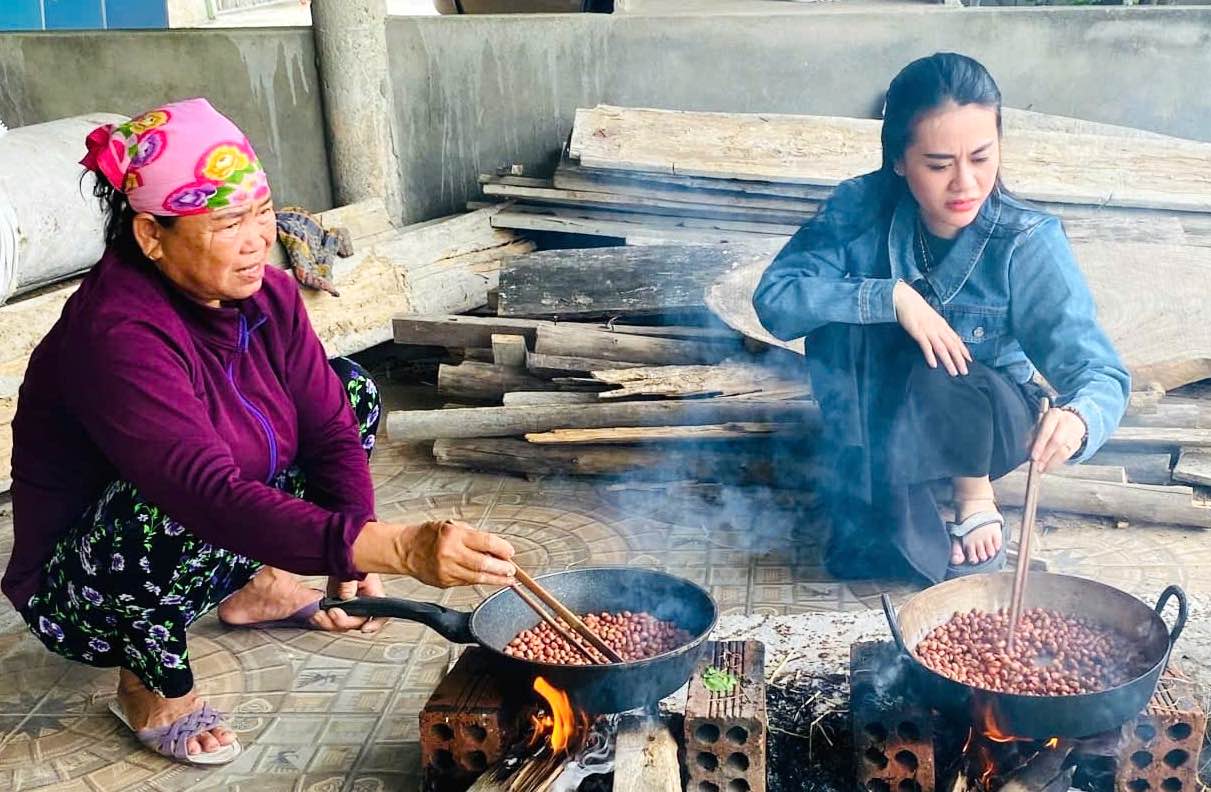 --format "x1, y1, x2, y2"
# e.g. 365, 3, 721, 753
432, 436, 804, 486
437, 361, 574, 403
1086, 450, 1173, 485
392, 314, 739, 350
497, 242, 784, 319
569, 105, 1211, 212
524, 422, 803, 444
992, 472, 1211, 529
490, 334, 527, 367
388, 399, 820, 441
591, 362, 809, 400
525, 351, 643, 378
533, 324, 742, 365
613, 716, 682, 792
463, 347, 495, 363
502, 391, 600, 407
1173, 449, 1211, 487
